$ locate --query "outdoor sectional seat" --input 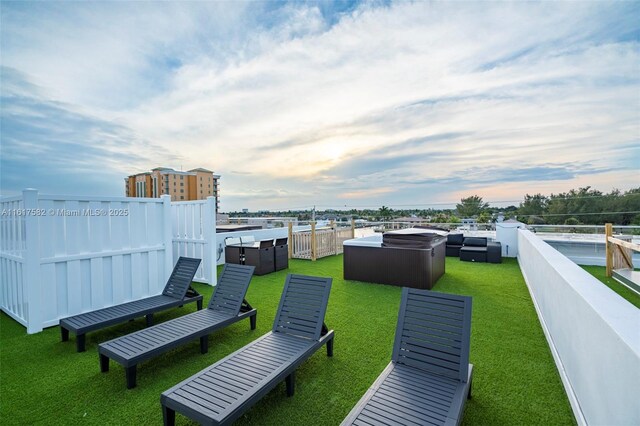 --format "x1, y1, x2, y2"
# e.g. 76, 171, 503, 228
60, 257, 203, 352
459, 238, 502, 263
341, 288, 473, 426
98, 263, 257, 389
161, 273, 334, 426
446, 233, 464, 257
